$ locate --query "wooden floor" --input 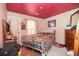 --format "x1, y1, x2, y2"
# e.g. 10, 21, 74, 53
18, 43, 65, 56
18, 46, 41, 56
